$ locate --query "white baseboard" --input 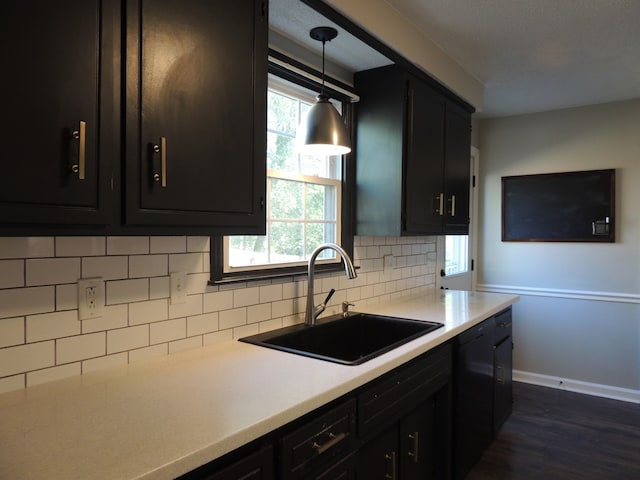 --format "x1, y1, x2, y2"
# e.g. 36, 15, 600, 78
514, 370, 640, 404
